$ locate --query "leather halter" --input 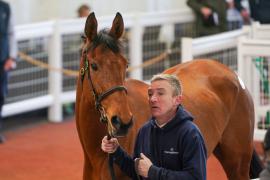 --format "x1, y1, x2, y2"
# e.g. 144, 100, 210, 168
80, 51, 127, 124
80, 50, 138, 180
80, 51, 129, 180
